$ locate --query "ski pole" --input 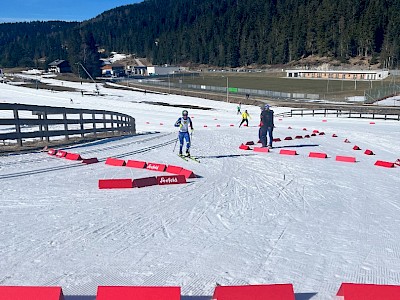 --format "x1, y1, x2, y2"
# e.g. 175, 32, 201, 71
173, 134, 179, 152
